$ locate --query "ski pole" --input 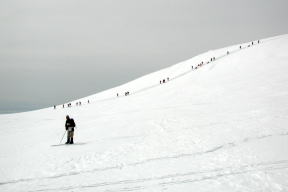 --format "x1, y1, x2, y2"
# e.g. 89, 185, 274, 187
59, 130, 67, 144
